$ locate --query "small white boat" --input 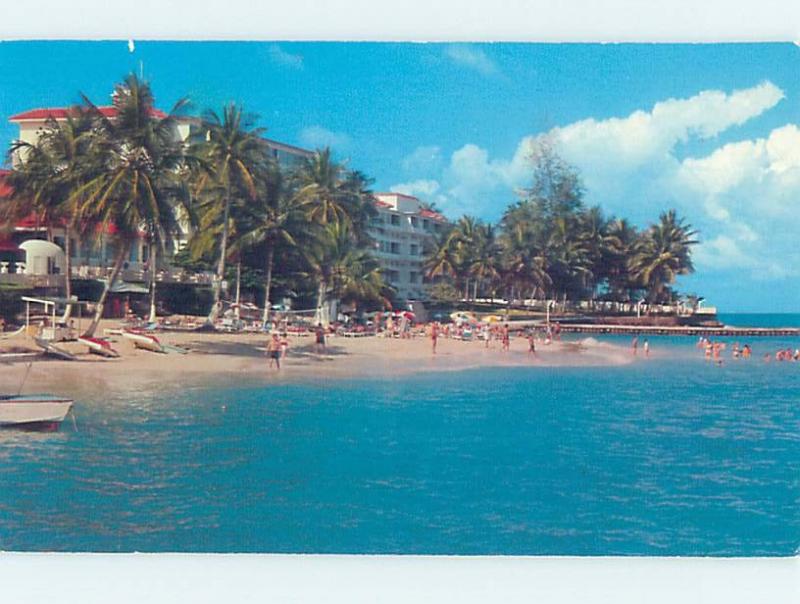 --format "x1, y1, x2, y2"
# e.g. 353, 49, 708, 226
122, 330, 165, 353
0, 394, 73, 430
78, 336, 120, 358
